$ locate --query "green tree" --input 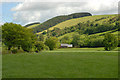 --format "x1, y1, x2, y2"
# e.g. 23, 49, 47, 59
45, 37, 59, 50
34, 41, 45, 53
38, 34, 44, 41
71, 34, 80, 47
103, 33, 118, 51
2, 23, 36, 52
60, 36, 71, 44
42, 31, 47, 35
